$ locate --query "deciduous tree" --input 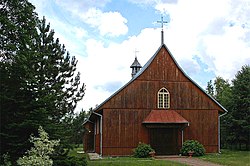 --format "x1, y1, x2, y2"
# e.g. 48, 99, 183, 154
206, 77, 232, 148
